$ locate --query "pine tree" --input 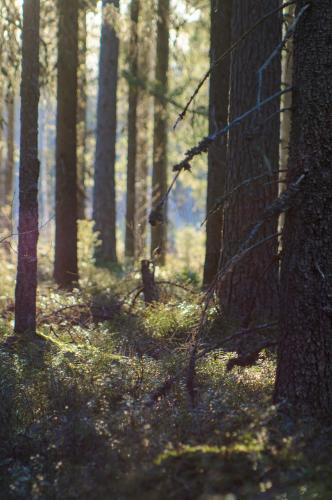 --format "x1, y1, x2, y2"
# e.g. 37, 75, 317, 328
93, 0, 120, 263
136, 0, 154, 258
203, 0, 232, 287
14, 0, 40, 334
54, 0, 79, 287
125, 0, 140, 259
274, 0, 332, 414
150, 0, 170, 265
220, 0, 282, 323
77, 5, 88, 220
